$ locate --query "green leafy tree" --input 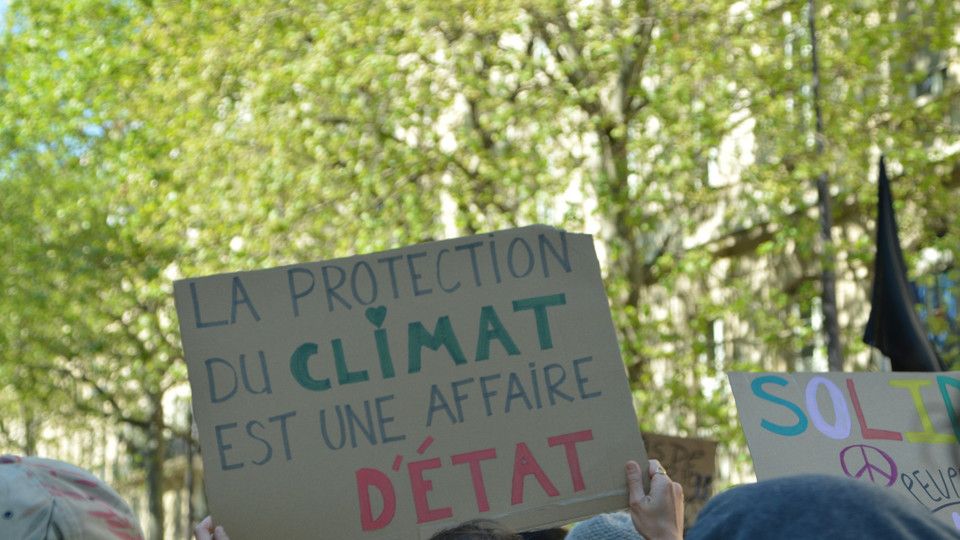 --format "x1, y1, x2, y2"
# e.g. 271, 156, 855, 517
2, 0, 958, 537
